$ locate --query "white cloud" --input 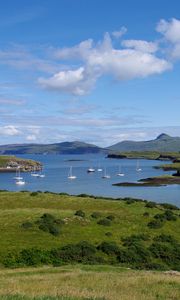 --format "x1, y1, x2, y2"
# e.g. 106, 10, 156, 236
39, 32, 171, 95
0, 125, 21, 136
39, 66, 99, 96
157, 18, 180, 43
157, 18, 180, 60
26, 134, 37, 141
112, 26, 127, 38
121, 40, 158, 53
